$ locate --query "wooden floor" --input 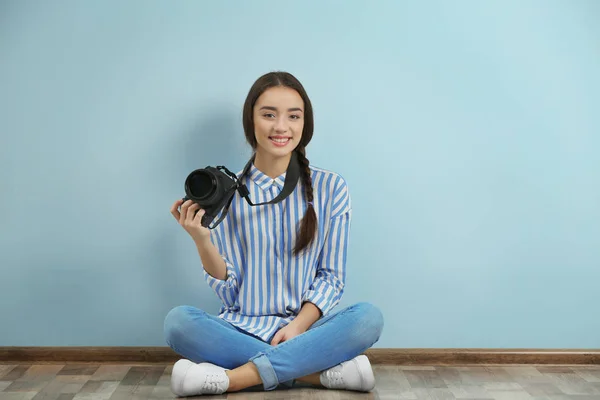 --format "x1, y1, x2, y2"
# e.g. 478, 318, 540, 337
1, 363, 600, 399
